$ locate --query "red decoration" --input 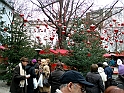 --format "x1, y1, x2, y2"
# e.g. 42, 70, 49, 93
36, 26, 40, 29
114, 29, 118, 33
105, 38, 108, 41
113, 19, 116, 22
44, 24, 48, 28
122, 32, 124, 34
24, 24, 26, 26
87, 29, 91, 33
68, 34, 71, 37
119, 40, 123, 43
100, 36, 104, 40
87, 40, 90, 44
104, 45, 108, 48
87, 53, 91, 57
115, 39, 118, 42
50, 37, 54, 41
90, 24, 96, 31
62, 31, 65, 34
36, 36, 40, 39
104, 29, 107, 33
24, 19, 28, 22
110, 42, 113, 45
4, 28, 7, 31
121, 23, 124, 26
19, 14, 24, 17
109, 24, 113, 27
